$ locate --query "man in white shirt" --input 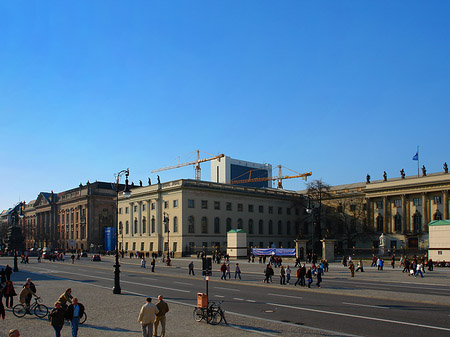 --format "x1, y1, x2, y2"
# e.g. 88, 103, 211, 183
138, 297, 159, 337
